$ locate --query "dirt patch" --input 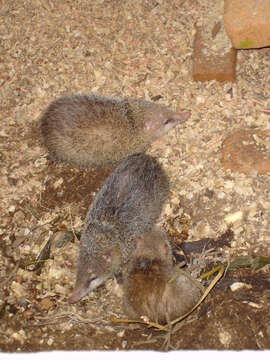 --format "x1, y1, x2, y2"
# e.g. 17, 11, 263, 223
1, 268, 269, 351
38, 163, 113, 213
